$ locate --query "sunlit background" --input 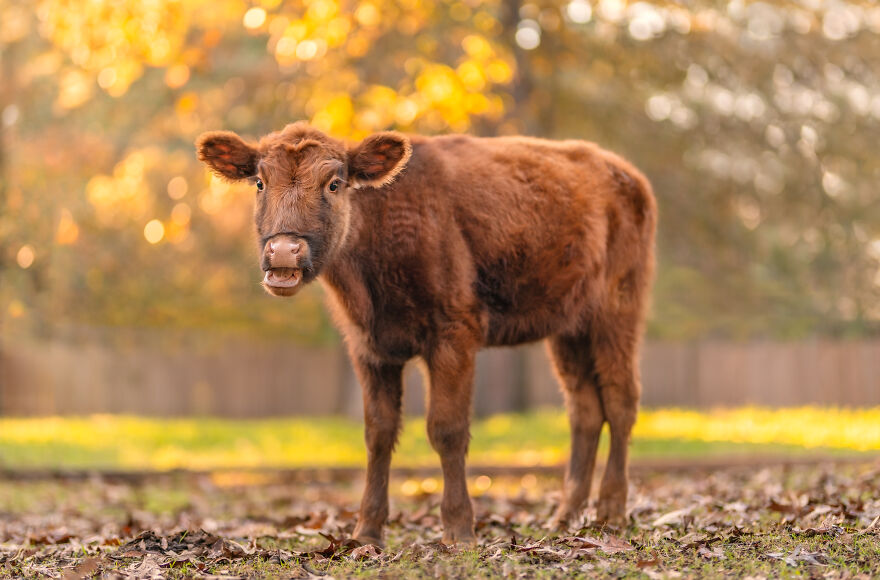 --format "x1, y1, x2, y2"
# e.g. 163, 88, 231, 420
0, 0, 878, 469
